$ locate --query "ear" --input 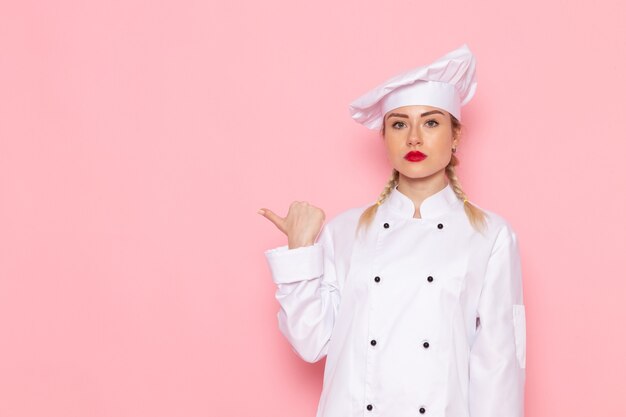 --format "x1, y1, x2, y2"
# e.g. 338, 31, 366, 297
451, 125, 461, 146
